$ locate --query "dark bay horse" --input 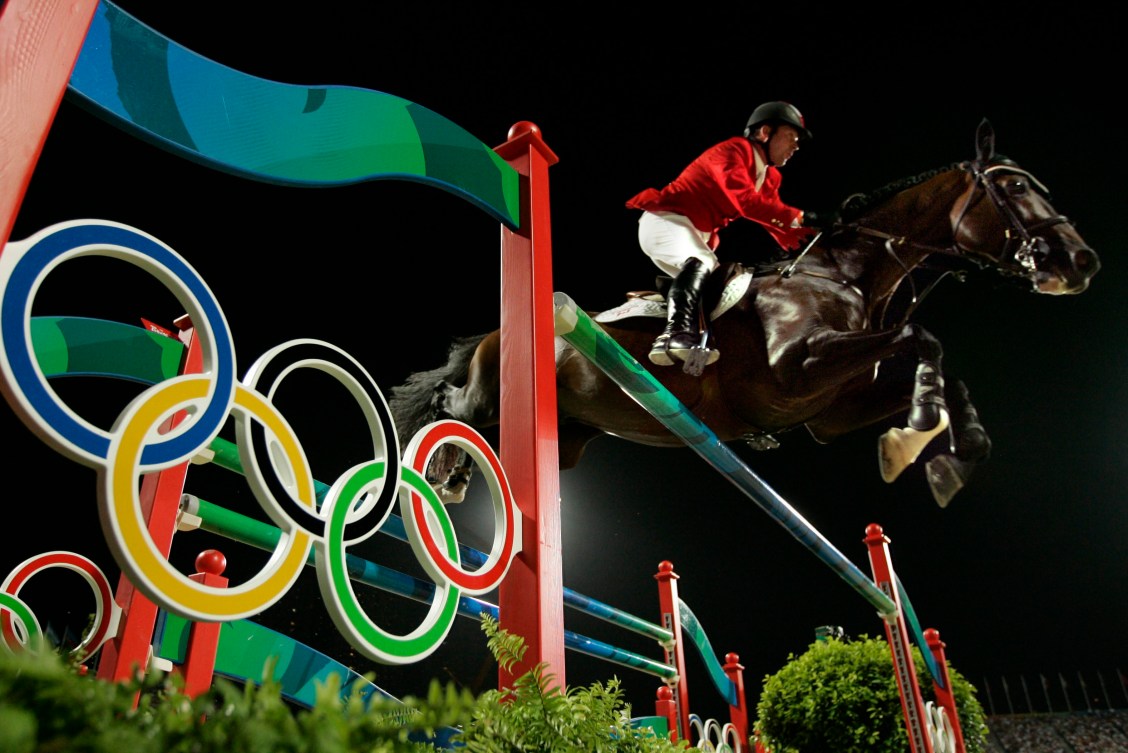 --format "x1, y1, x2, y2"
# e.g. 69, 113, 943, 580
390, 120, 1099, 508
